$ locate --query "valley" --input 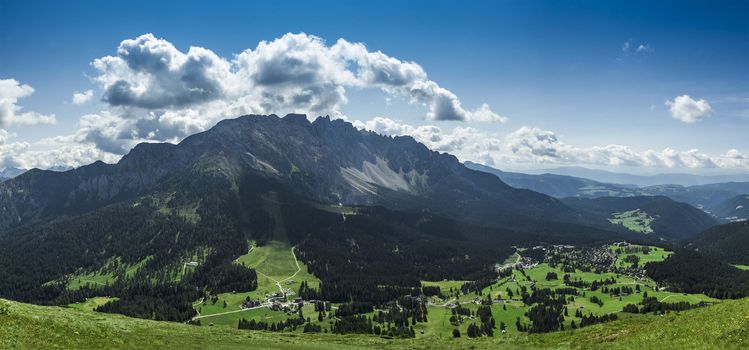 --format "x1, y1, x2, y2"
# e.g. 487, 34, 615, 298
94, 240, 718, 340
0, 114, 747, 348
